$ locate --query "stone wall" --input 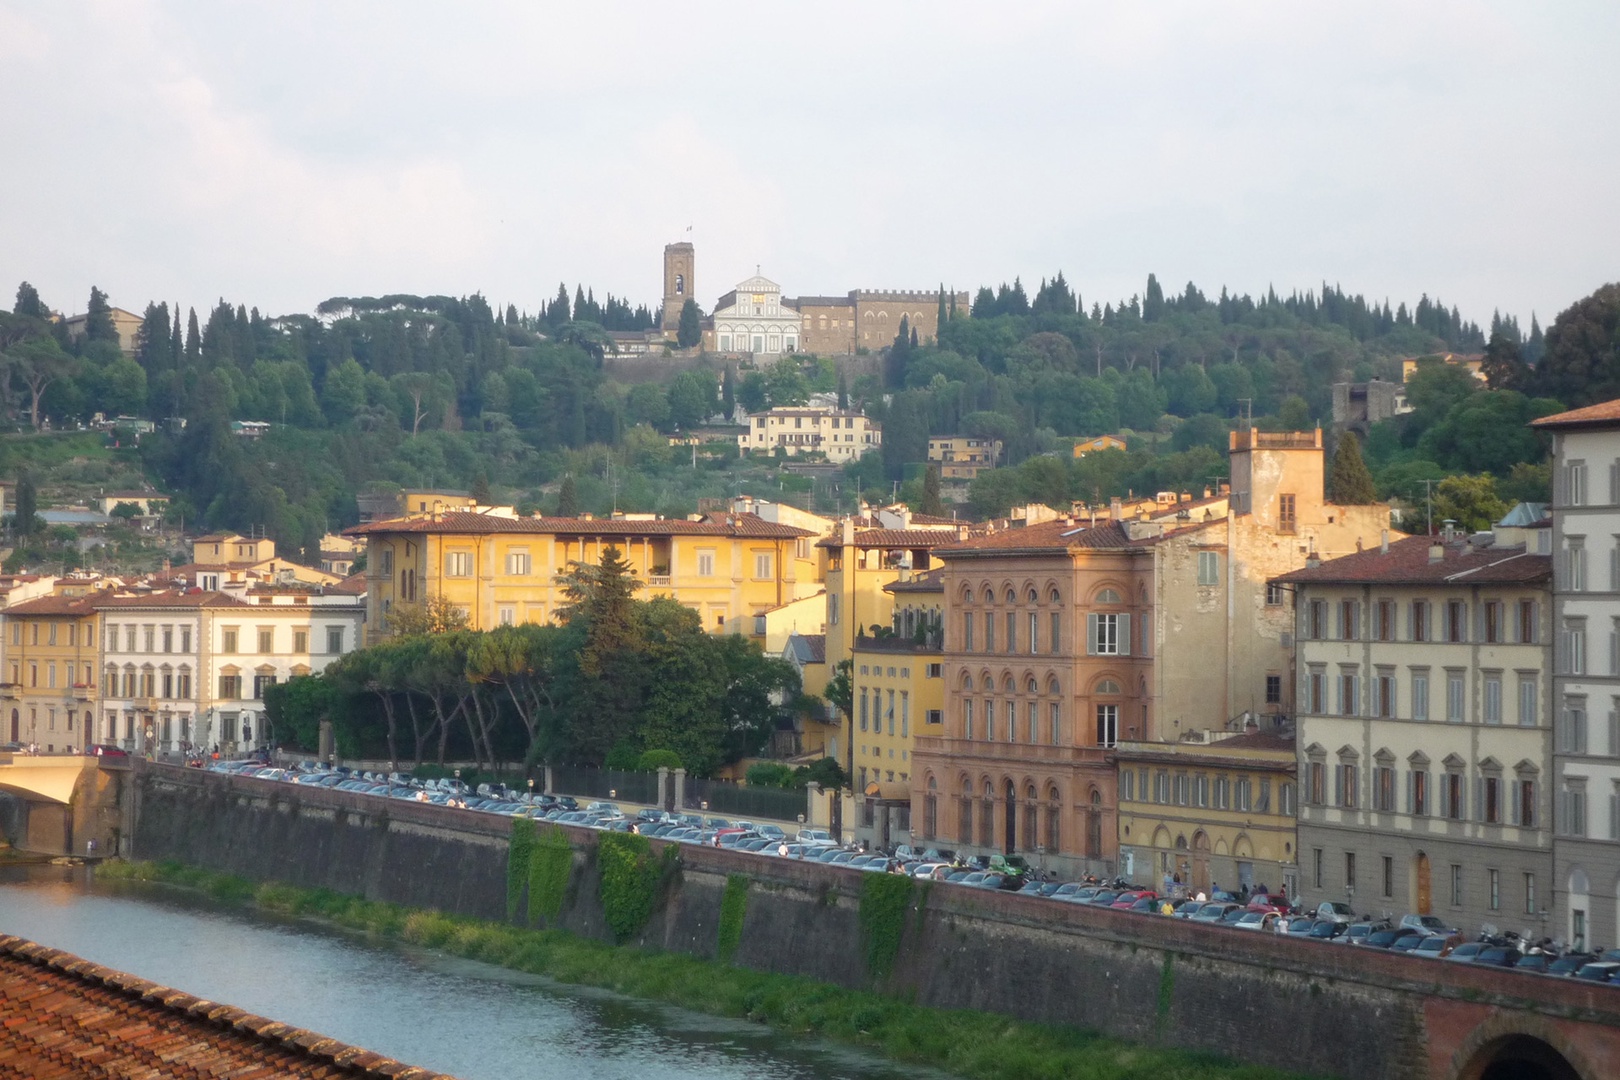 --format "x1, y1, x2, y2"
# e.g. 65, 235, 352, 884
129, 763, 1620, 1080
